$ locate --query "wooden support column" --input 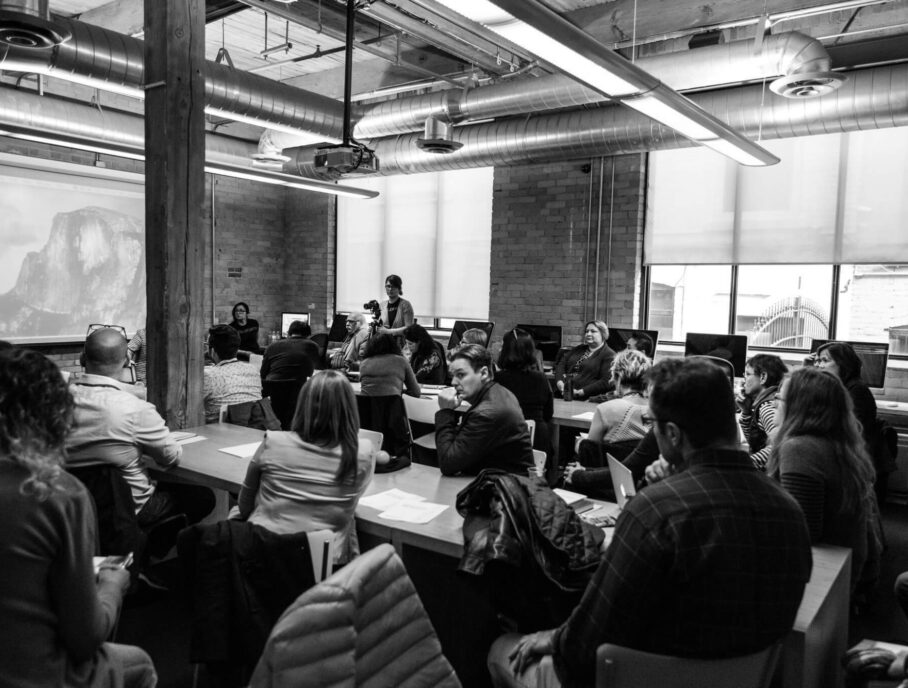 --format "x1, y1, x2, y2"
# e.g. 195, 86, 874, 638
143, 0, 206, 428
